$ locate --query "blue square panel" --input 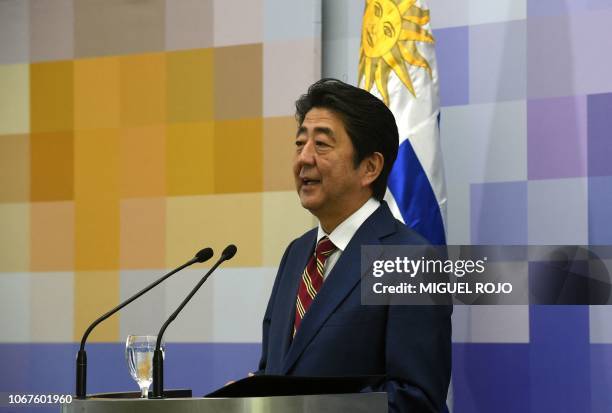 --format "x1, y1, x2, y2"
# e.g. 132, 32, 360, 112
452, 343, 530, 413
587, 92, 612, 177
527, 178, 588, 244
434, 25, 469, 107
471, 181, 528, 245
588, 176, 612, 245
